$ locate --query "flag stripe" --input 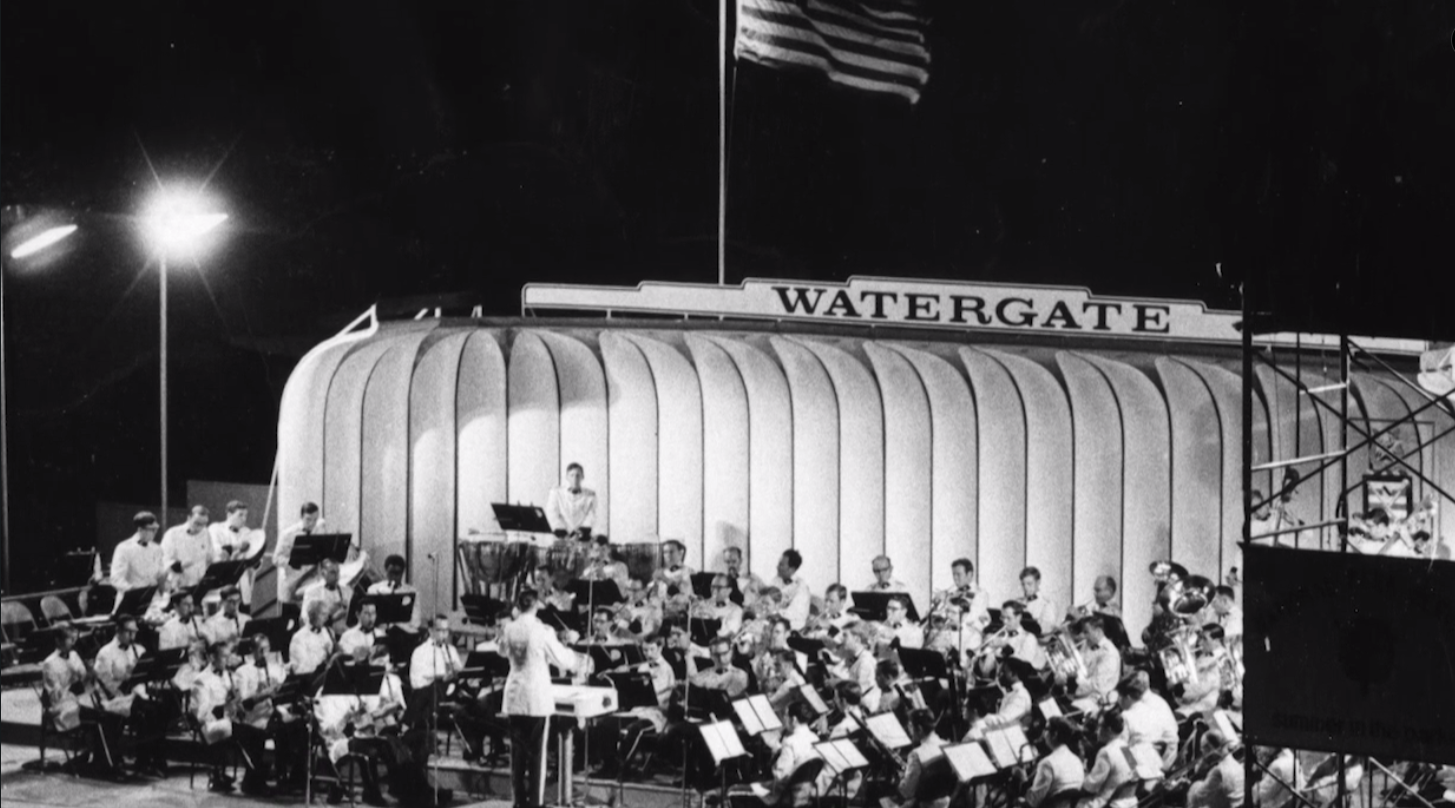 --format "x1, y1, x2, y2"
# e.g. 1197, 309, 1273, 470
736, 30, 924, 101
737, 21, 929, 84
743, 8, 930, 68
735, 0, 931, 104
